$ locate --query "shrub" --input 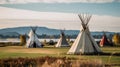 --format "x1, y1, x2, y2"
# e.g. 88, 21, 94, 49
0, 56, 104, 67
